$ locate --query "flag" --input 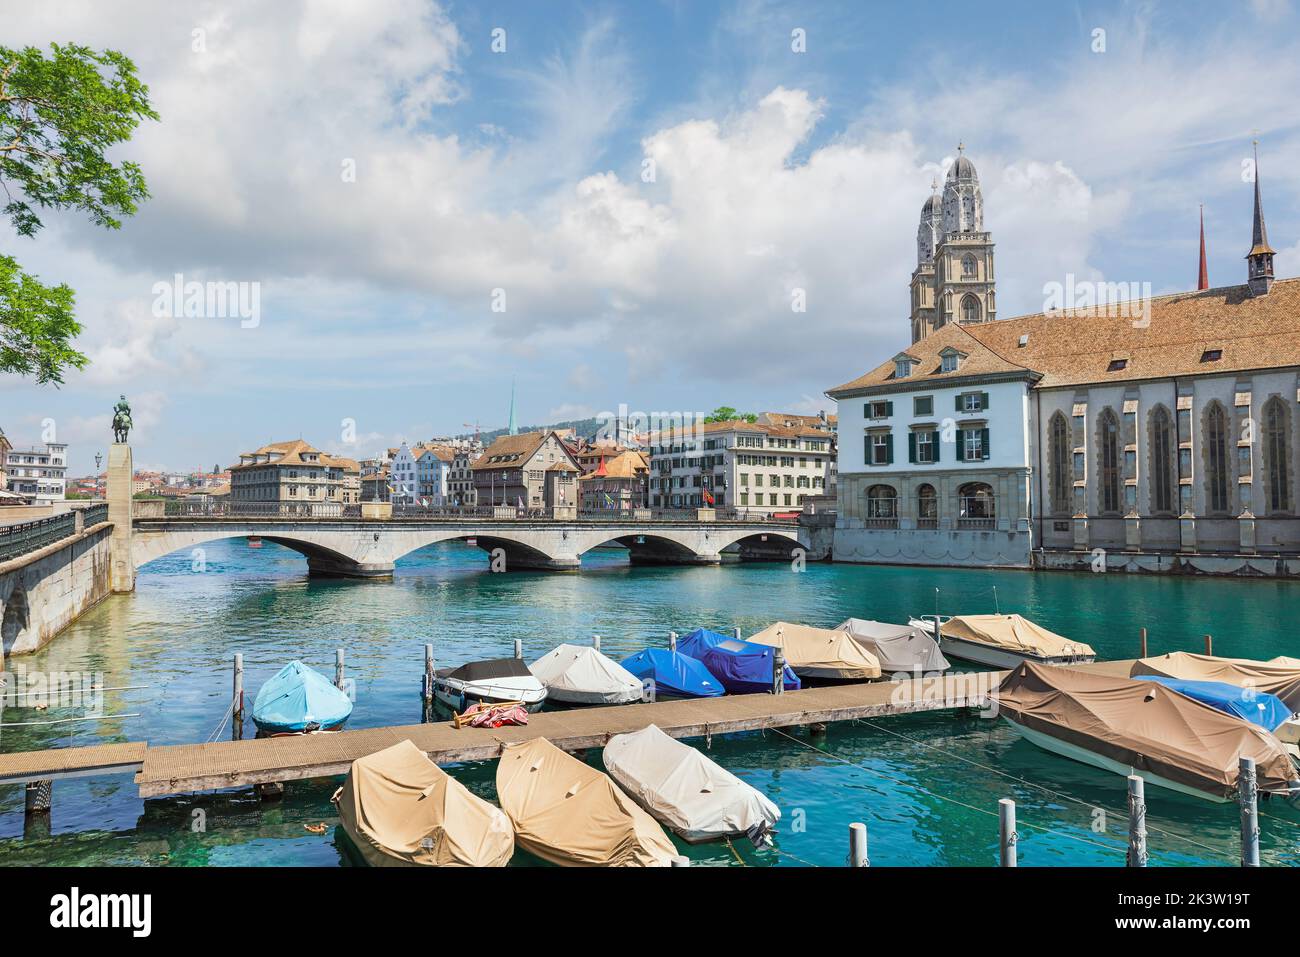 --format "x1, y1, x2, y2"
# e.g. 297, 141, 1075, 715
603, 491, 614, 508
703, 488, 714, 506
